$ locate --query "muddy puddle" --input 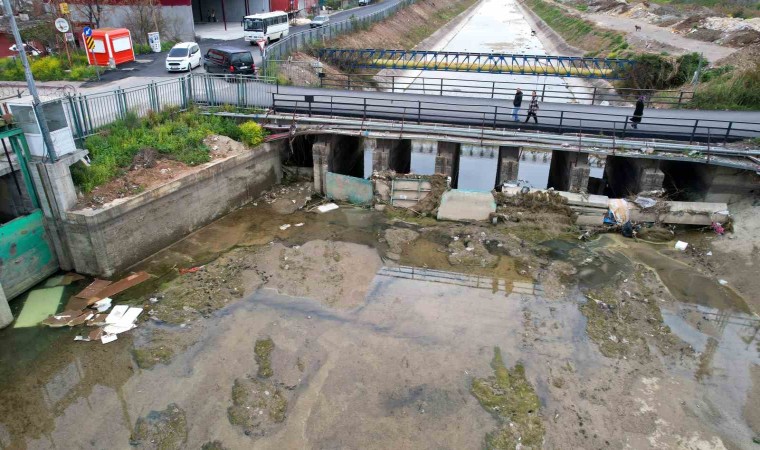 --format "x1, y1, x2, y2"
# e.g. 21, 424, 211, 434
1, 189, 758, 449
